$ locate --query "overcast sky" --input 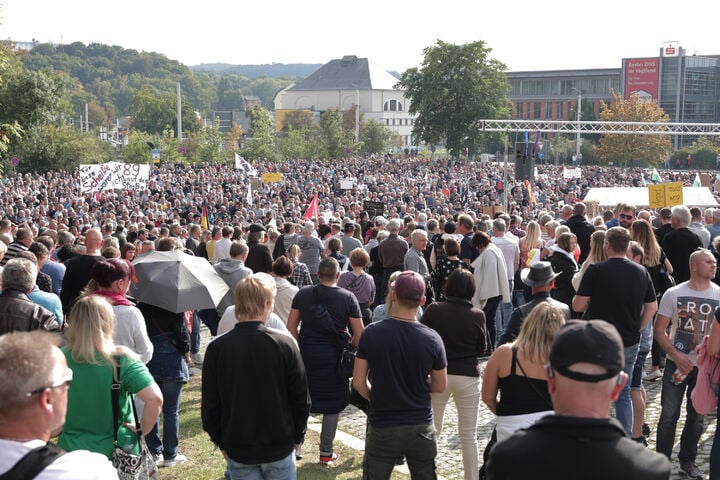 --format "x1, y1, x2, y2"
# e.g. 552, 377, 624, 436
2, 0, 716, 73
